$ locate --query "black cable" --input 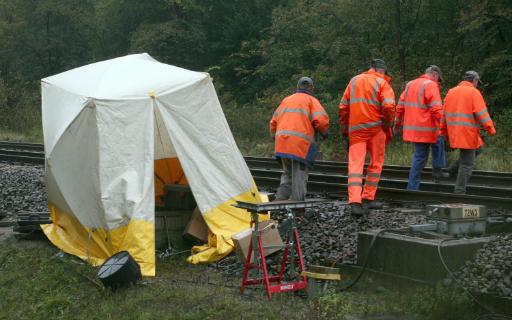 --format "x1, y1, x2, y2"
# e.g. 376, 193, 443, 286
437, 239, 512, 320
339, 228, 406, 291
